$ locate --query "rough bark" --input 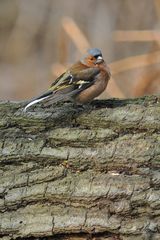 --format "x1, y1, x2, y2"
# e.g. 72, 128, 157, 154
0, 95, 160, 240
